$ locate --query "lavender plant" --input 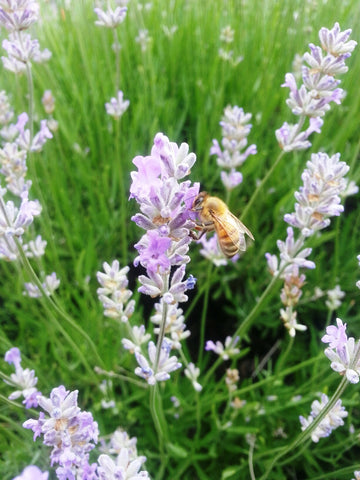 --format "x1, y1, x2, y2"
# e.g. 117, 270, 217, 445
1, 2, 360, 479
